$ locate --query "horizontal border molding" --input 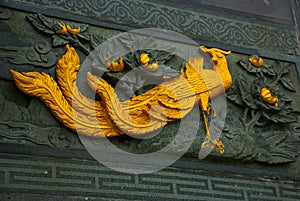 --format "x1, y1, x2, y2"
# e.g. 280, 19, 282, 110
0, 143, 300, 181
0, 153, 300, 201
0, 0, 298, 56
